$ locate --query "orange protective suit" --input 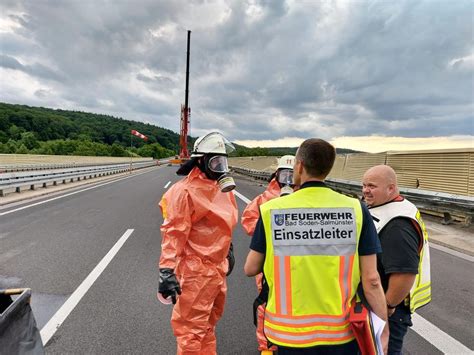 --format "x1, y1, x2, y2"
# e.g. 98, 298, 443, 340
241, 178, 281, 236
159, 167, 238, 355
240, 178, 281, 352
